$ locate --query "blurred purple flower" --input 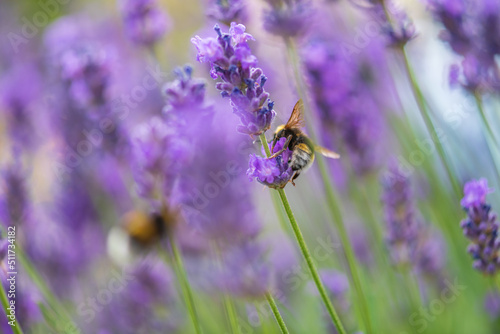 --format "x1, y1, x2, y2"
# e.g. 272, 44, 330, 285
426, 0, 500, 93
191, 23, 276, 136
58, 45, 111, 107
303, 37, 385, 175
206, 0, 247, 26
484, 291, 500, 318
381, 8, 417, 47
94, 260, 179, 333
461, 178, 494, 208
460, 178, 500, 275
247, 137, 293, 189
130, 116, 185, 202
382, 164, 420, 265
415, 229, 446, 278
216, 241, 271, 298
0, 158, 30, 228
120, 0, 170, 46
0, 60, 42, 150
262, 0, 314, 38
